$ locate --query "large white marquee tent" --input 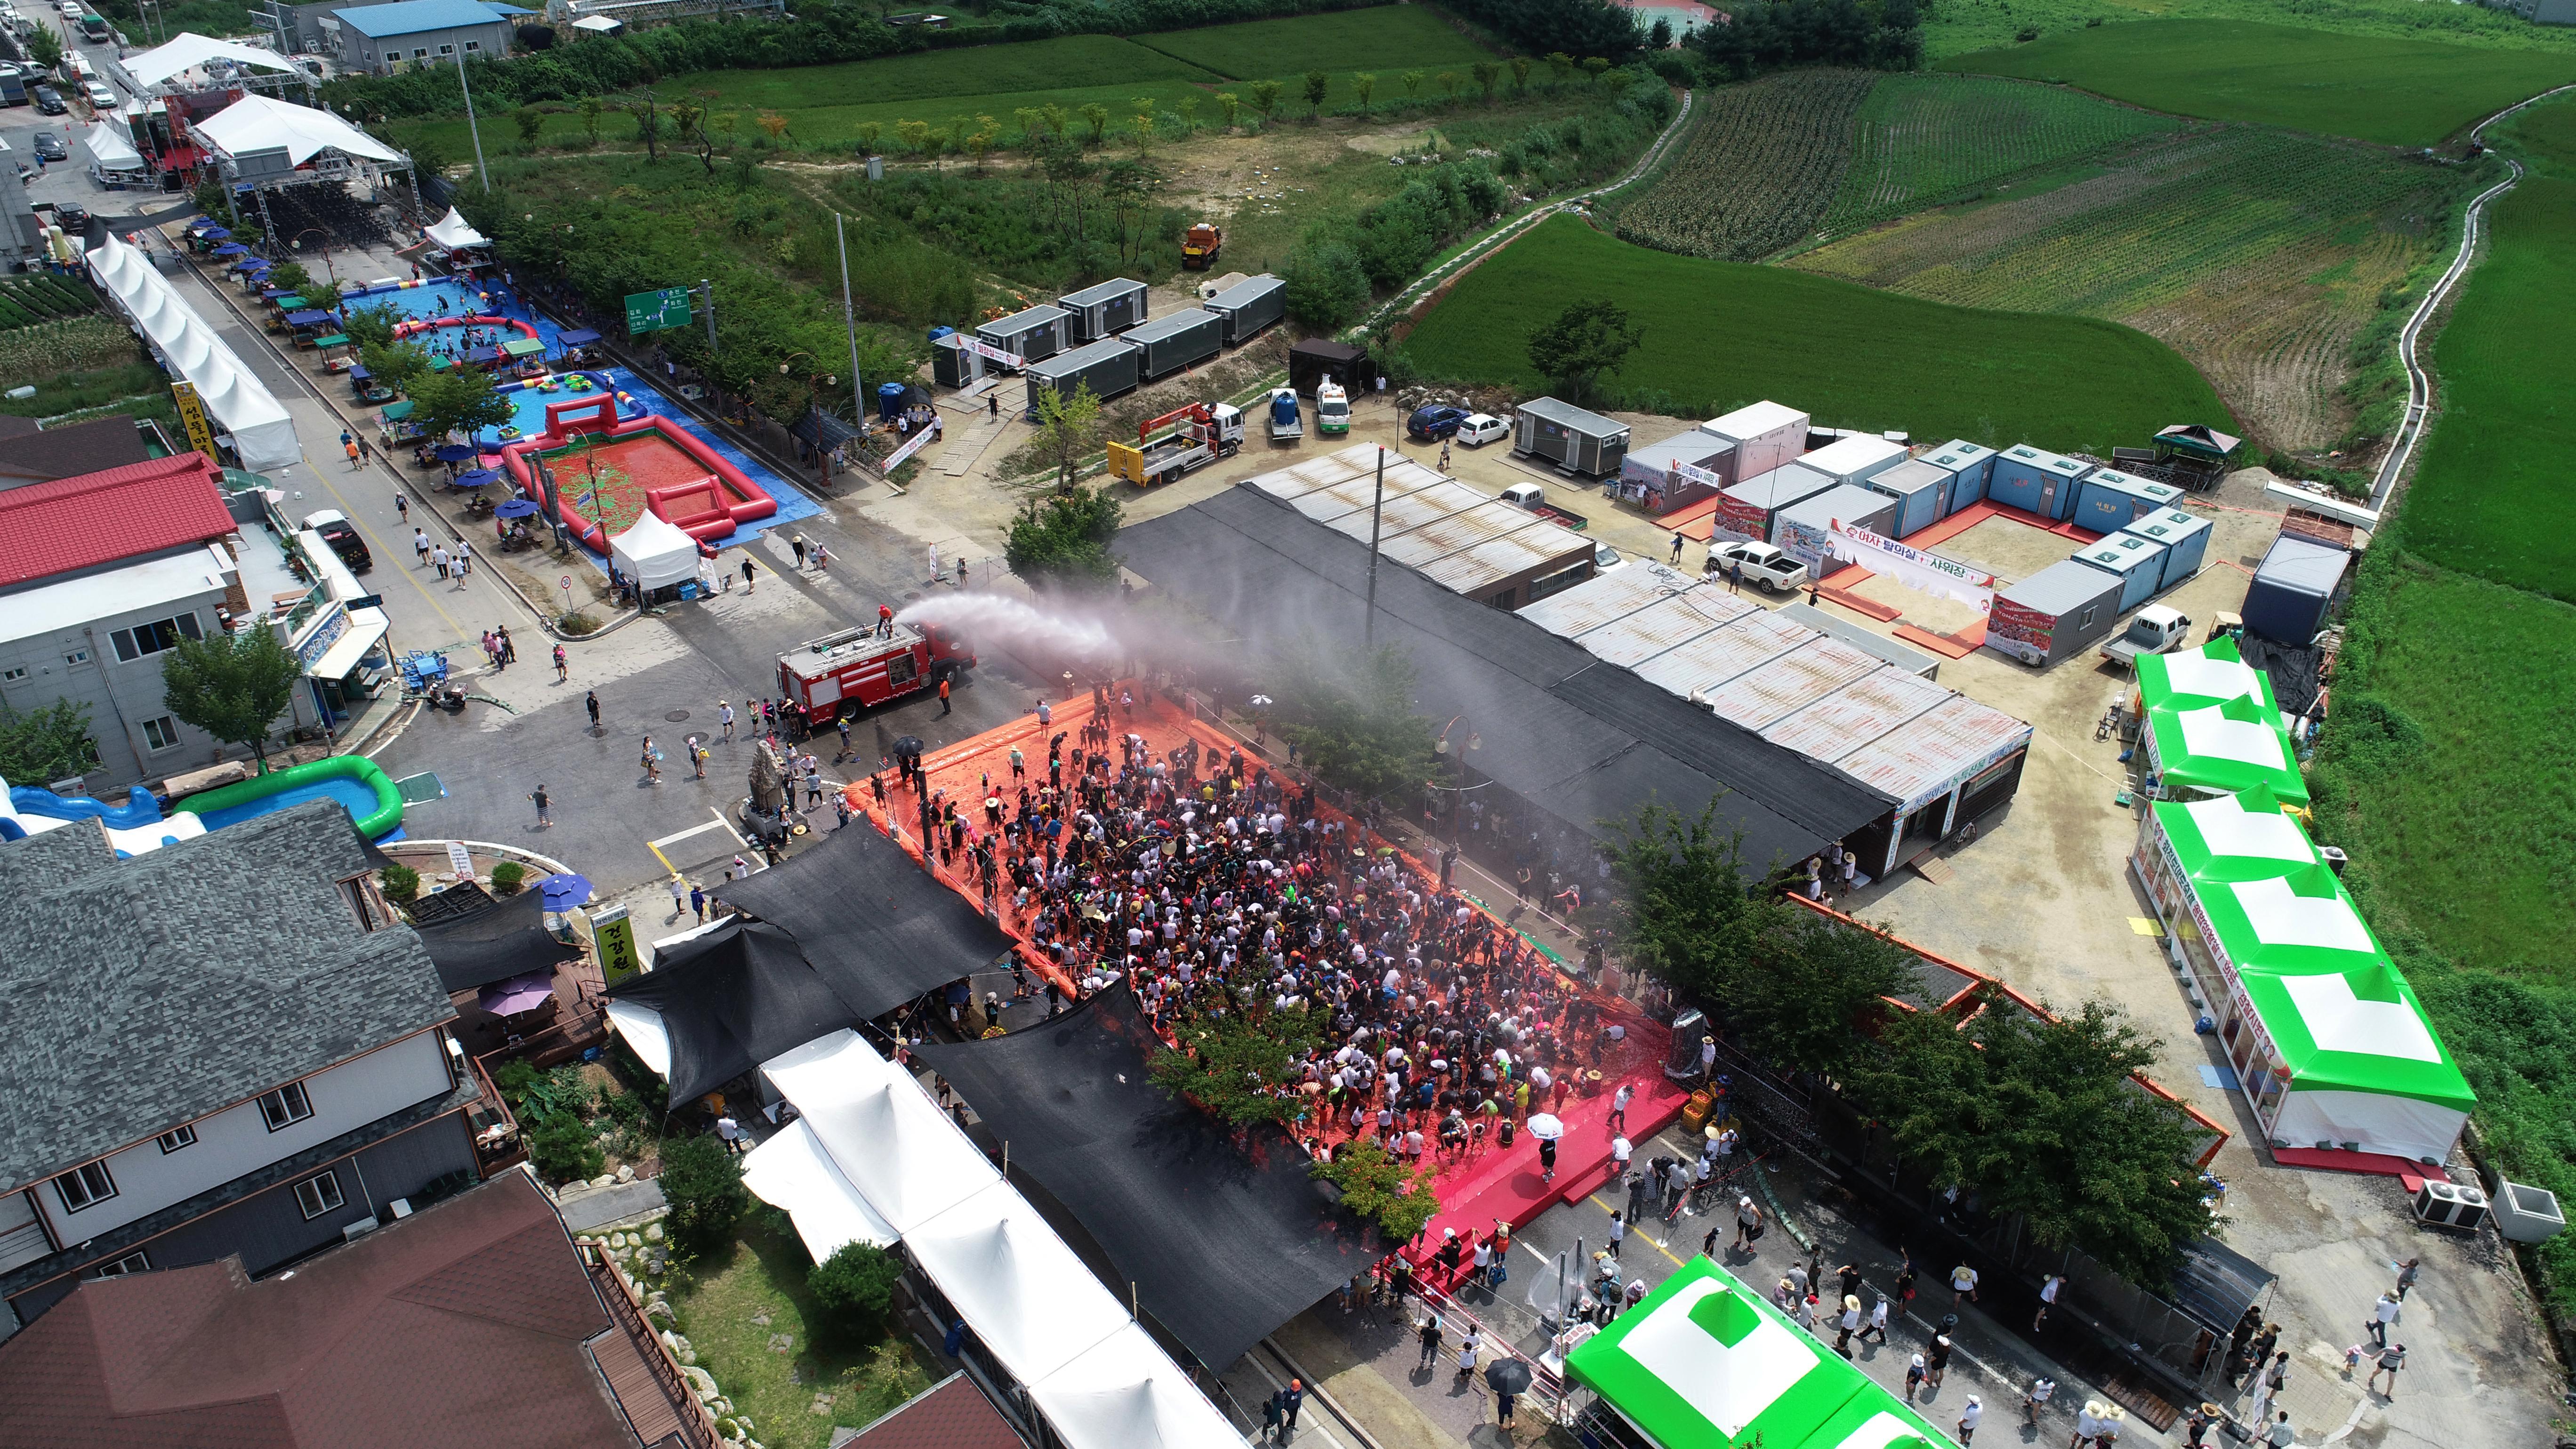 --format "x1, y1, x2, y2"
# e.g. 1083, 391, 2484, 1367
86, 233, 300, 472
